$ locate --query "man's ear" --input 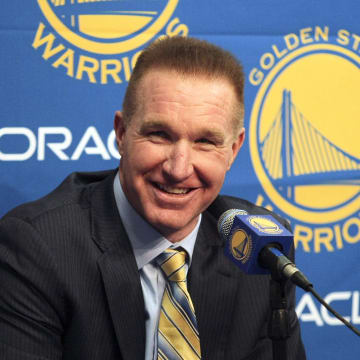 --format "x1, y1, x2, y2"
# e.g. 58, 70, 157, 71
228, 127, 245, 170
114, 111, 126, 155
